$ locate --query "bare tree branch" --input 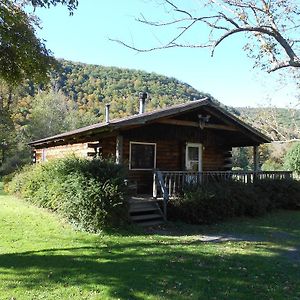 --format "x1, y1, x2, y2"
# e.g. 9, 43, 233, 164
113, 0, 300, 73
109, 38, 211, 53
165, 0, 193, 18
